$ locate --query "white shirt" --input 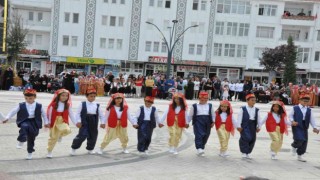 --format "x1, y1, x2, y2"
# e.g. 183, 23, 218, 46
235, 83, 243, 92
105, 106, 136, 125
187, 103, 215, 124
76, 101, 105, 123
160, 106, 189, 124
134, 105, 161, 124
259, 112, 290, 128
194, 81, 200, 90
236, 105, 262, 128
5, 101, 48, 123
47, 102, 77, 125
229, 83, 235, 91
288, 104, 318, 129
218, 112, 237, 127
